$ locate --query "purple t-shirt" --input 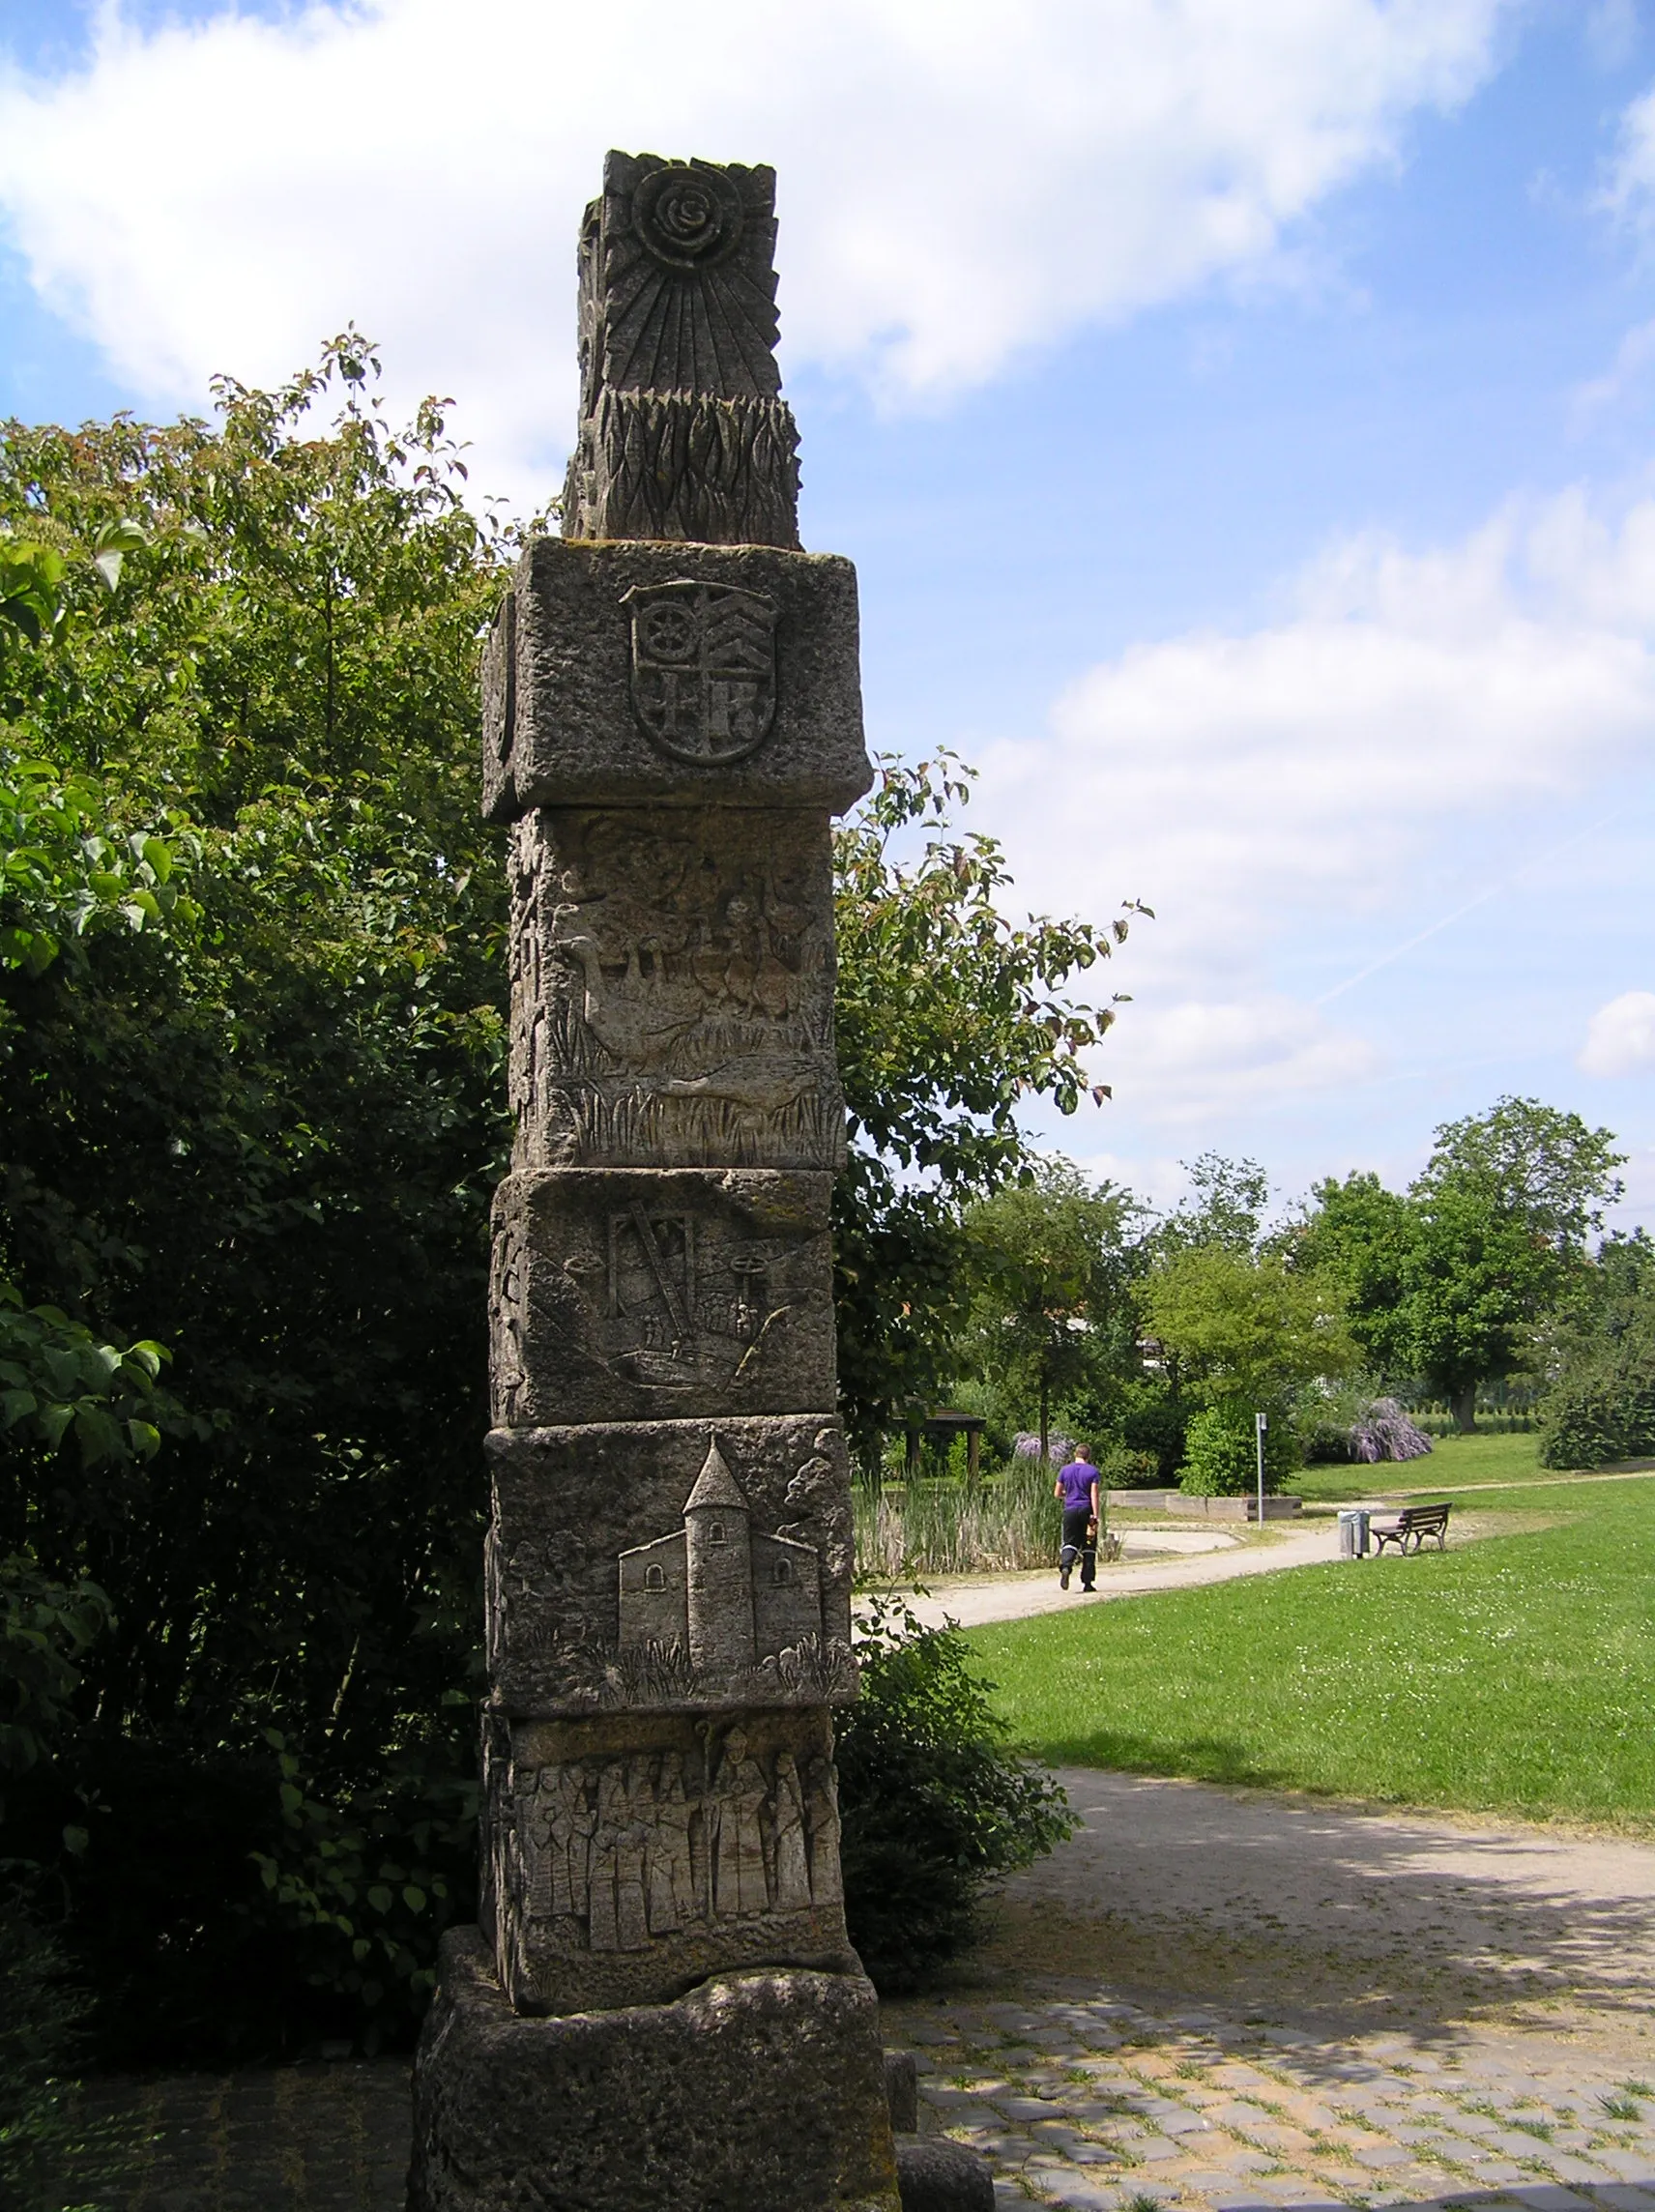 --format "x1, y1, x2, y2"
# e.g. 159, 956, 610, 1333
1057, 1460, 1097, 1512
